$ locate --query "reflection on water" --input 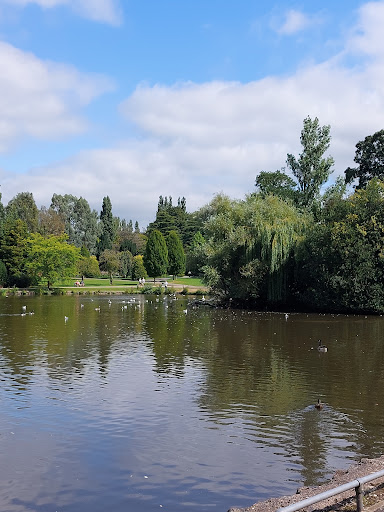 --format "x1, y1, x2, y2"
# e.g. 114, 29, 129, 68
1, 295, 384, 511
